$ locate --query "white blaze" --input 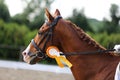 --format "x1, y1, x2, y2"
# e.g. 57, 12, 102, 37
23, 43, 31, 55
